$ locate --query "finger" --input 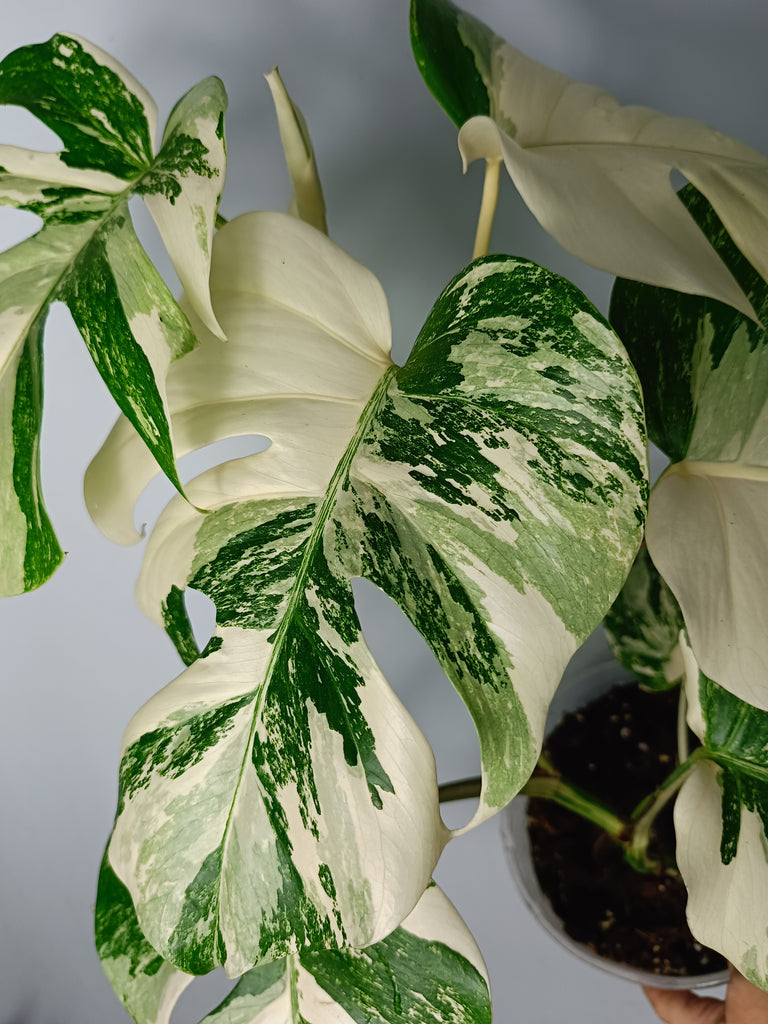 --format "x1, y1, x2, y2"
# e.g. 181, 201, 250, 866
643, 986, 726, 1024
726, 967, 768, 1022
